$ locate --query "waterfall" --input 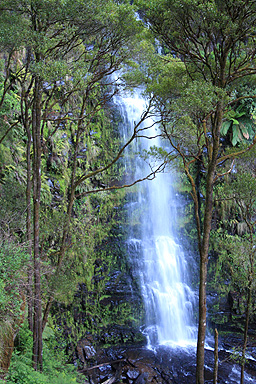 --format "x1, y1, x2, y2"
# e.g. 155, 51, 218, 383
114, 88, 196, 347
